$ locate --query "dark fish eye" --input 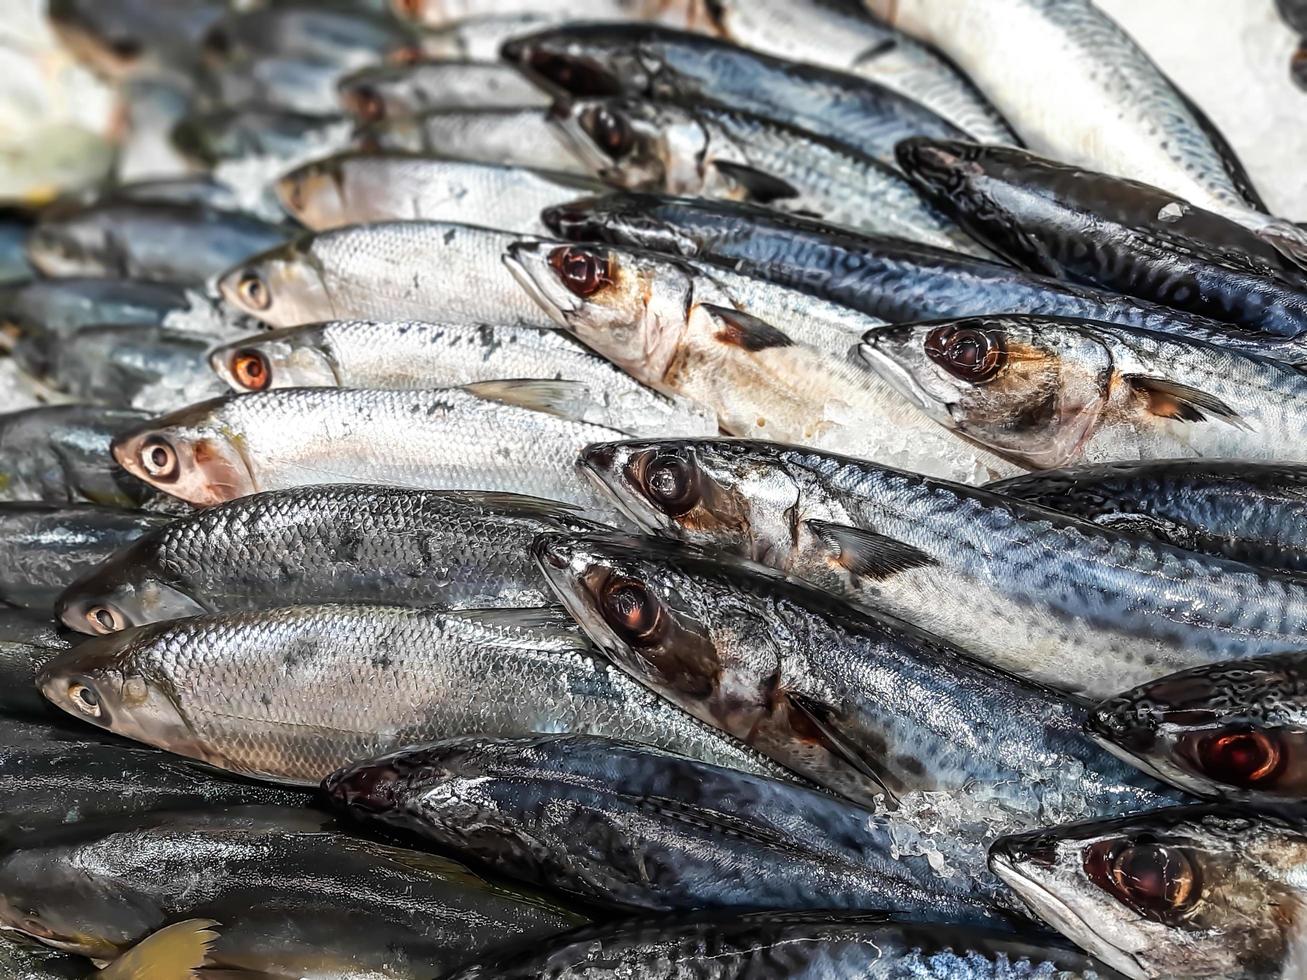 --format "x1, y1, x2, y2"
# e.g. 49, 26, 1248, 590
139, 436, 180, 482
238, 272, 272, 311
347, 85, 387, 124
68, 681, 102, 718
924, 325, 1007, 383
600, 577, 664, 645
1084, 839, 1200, 920
1183, 727, 1284, 788
642, 454, 701, 517
230, 349, 272, 391
585, 106, 634, 159
86, 605, 123, 634
548, 246, 613, 298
